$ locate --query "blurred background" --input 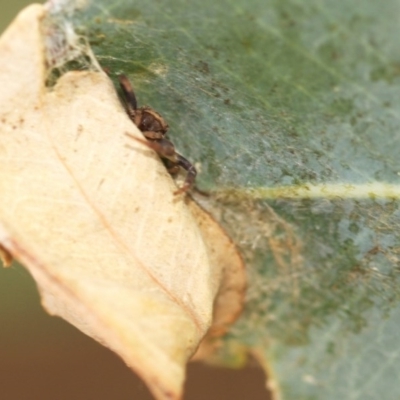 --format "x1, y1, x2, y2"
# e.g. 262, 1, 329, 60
0, 2, 269, 399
